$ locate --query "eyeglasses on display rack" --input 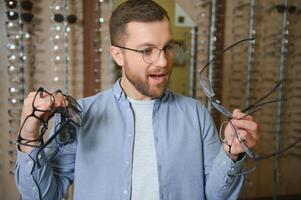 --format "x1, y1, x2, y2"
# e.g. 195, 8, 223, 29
53, 13, 77, 24
5, 0, 34, 22
268, 4, 298, 14
5, 0, 33, 10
